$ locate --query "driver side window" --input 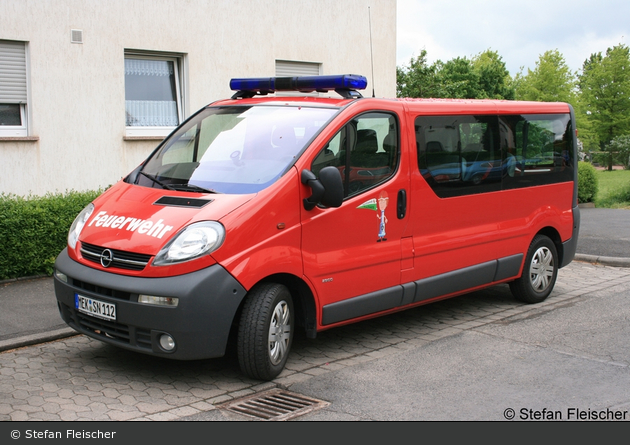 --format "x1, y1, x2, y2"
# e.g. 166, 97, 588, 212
312, 112, 399, 198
